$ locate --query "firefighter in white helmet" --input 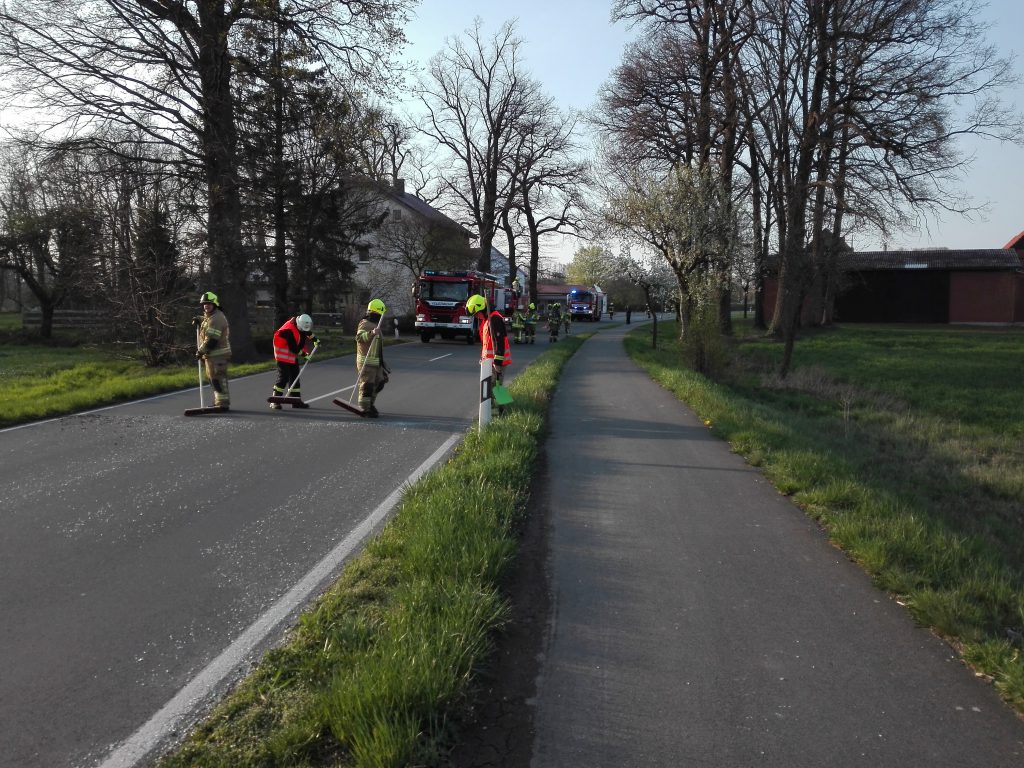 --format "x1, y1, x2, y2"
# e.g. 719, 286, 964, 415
195, 291, 231, 409
269, 313, 319, 409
